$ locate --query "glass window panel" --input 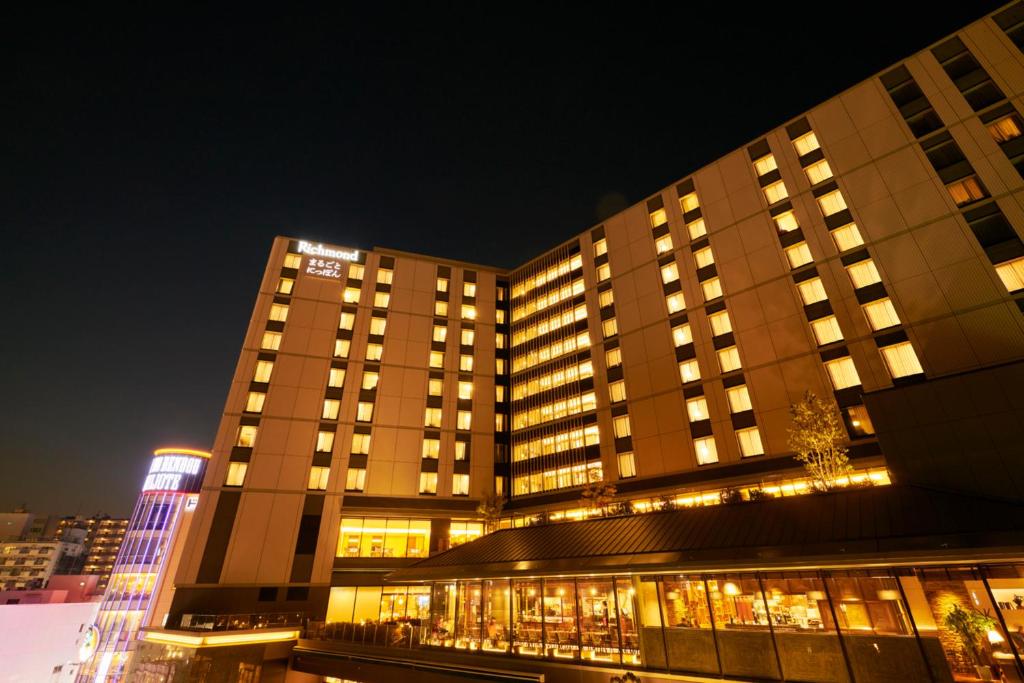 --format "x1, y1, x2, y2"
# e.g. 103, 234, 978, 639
754, 154, 778, 176
726, 385, 753, 413
680, 192, 700, 212
686, 397, 709, 422
694, 436, 718, 465
805, 158, 833, 184
811, 315, 844, 345
797, 277, 828, 305
481, 580, 510, 653
774, 210, 800, 233
825, 356, 861, 390
615, 578, 641, 666
406, 519, 430, 558
863, 298, 901, 331
793, 131, 820, 155
687, 218, 707, 240
455, 581, 483, 650
428, 583, 456, 646
996, 256, 1024, 292
831, 223, 864, 252
817, 190, 847, 216
512, 579, 544, 656
544, 580, 579, 658
578, 578, 621, 663
880, 342, 924, 378
649, 208, 668, 227
763, 180, 789, 204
